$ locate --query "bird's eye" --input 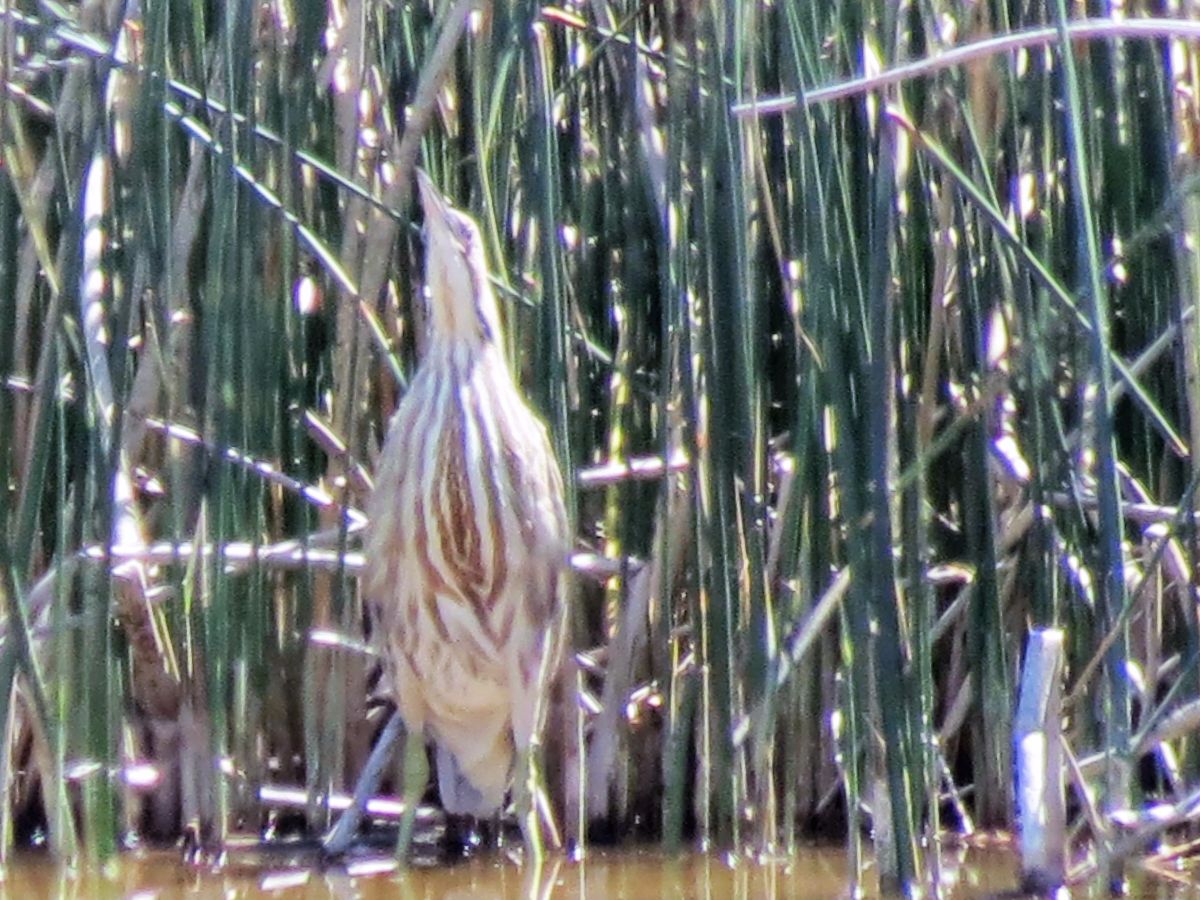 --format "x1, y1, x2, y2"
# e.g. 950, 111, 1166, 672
449, 213, 476, 249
